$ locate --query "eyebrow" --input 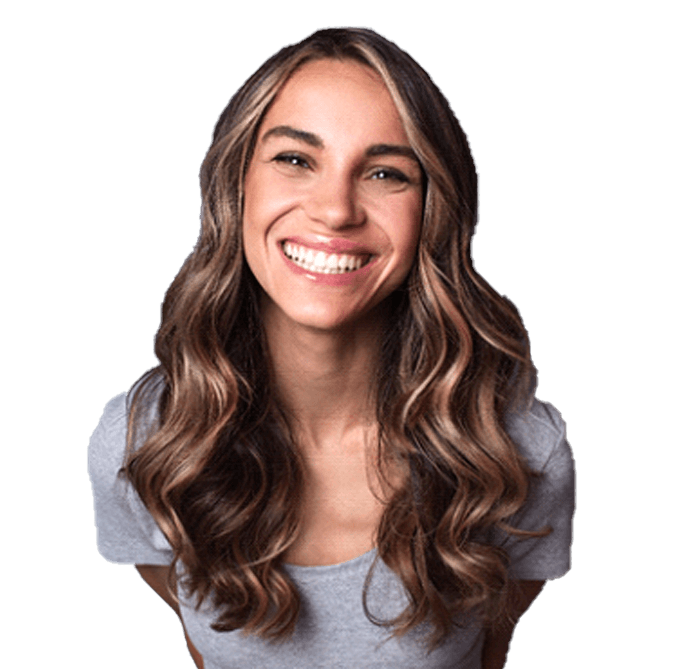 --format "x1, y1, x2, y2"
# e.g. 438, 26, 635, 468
365, 143, 418, 161
260, 125, 419, 162
261, 125, 323, 148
